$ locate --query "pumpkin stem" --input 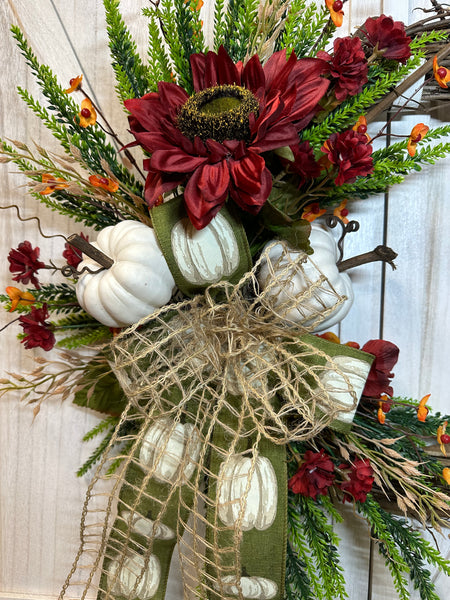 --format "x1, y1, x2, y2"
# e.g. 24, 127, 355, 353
337, 245, 398, 272
67, 234, 114, 269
